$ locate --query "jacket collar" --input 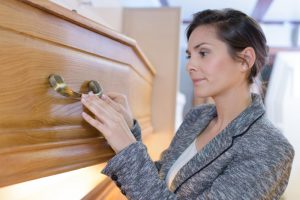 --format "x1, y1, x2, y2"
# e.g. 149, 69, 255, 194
166, 93, 266, 192
158, 103, 216, 181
